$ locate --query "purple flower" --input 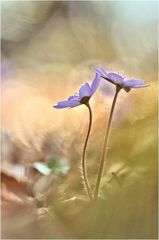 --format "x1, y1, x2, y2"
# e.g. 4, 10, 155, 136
53, 73, 100, 109
94, 66, 149, 92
